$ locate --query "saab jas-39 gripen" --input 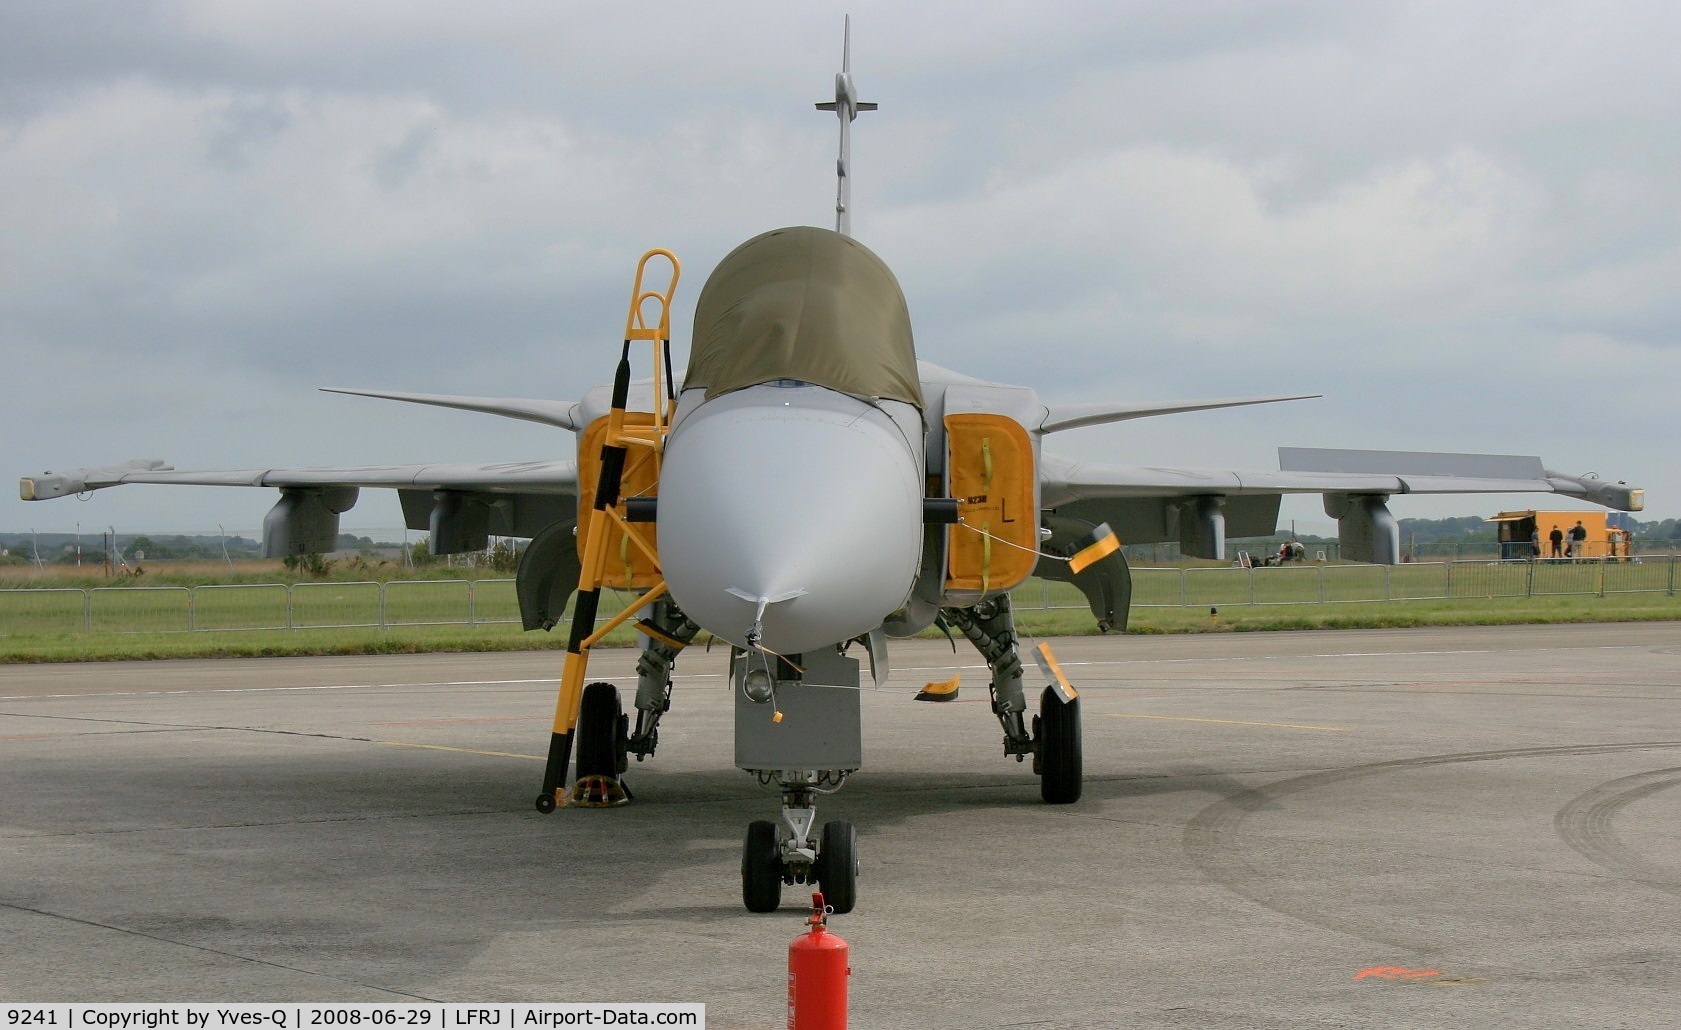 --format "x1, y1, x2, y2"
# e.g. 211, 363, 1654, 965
21, 26, 1643, 913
